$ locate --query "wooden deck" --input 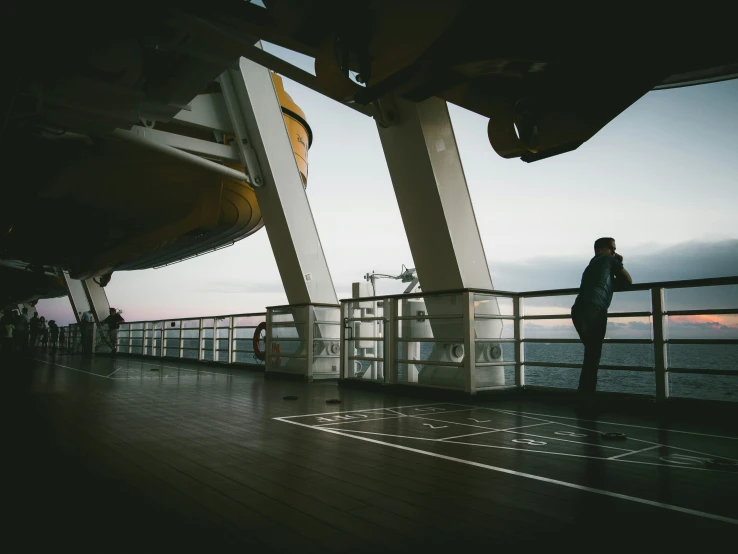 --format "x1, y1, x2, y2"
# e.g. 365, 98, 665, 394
2, 352, 737, 551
